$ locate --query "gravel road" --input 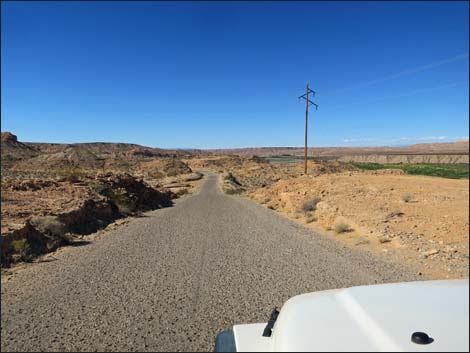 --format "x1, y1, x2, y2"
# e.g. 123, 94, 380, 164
1, 173, 418, 352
